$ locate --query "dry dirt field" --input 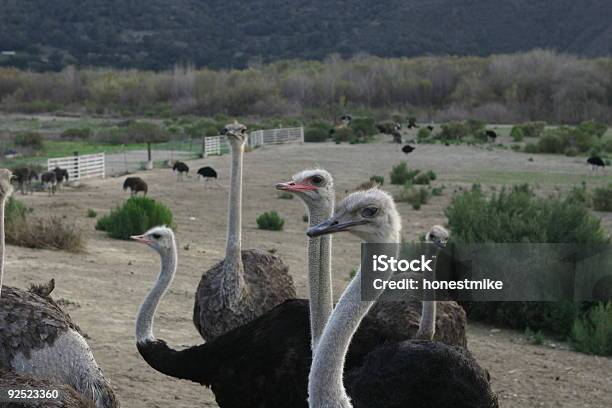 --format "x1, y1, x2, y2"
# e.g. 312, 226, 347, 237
4, 141, 612, 407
